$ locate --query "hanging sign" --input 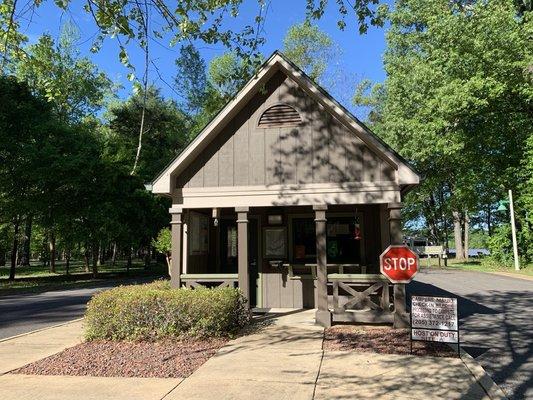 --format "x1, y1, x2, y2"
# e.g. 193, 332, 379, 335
410, 295, 459, 354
